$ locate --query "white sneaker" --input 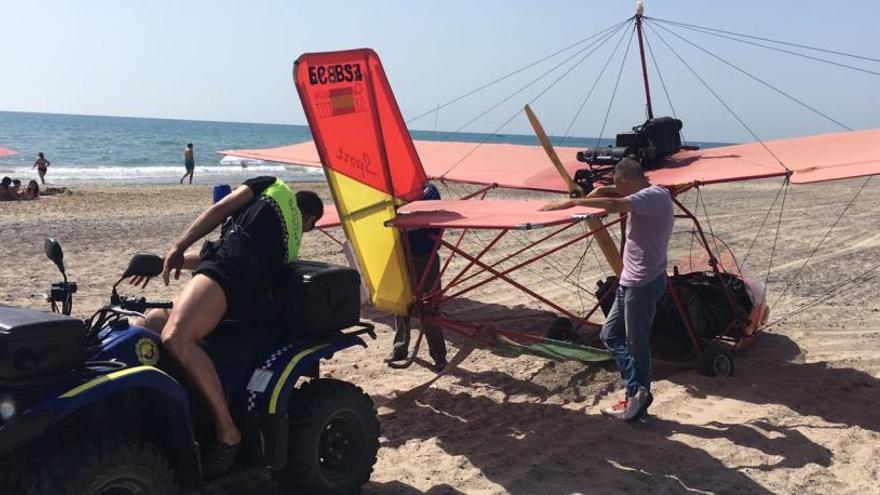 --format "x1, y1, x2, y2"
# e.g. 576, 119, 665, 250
600, 398, 628, 420
623, 386, 652, 422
